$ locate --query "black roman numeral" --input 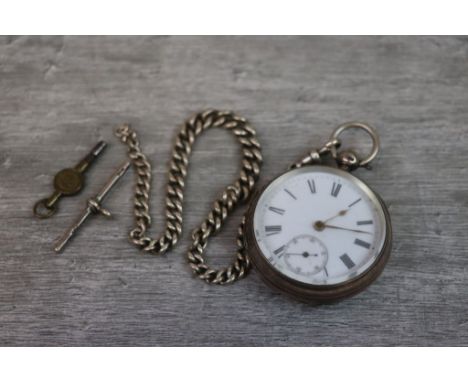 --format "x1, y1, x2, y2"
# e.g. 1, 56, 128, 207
331, 182, 342, 197
265, 225, 282, 236
340, 253, 356, 269
273, 245, 285, 256
284, 189, 297, 200
307, 179, 316, 194
348, 198, 361, 207
268, 206, 285, 215
354, 238, 371, 249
